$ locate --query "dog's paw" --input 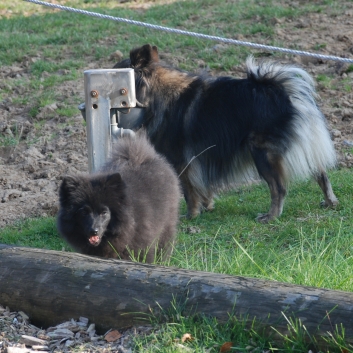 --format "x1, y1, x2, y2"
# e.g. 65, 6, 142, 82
202, 200, 215, 212
202, 204, 215, 213
320, 199, 339, 208
255, 213, 273, 223
186, 211, 200, 219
